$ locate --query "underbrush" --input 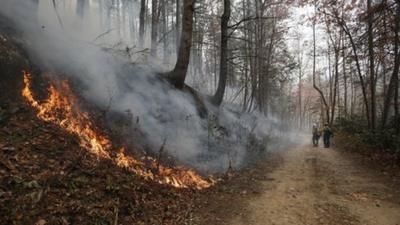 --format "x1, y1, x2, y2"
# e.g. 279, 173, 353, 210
335, 116, 400, 154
